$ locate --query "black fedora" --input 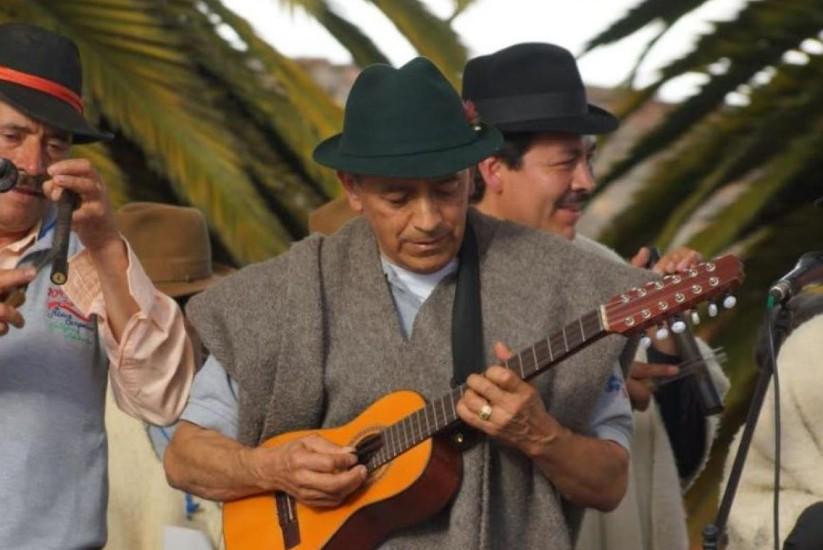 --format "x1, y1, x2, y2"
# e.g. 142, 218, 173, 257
314, 57, 502, 178
462, 42, 618, 135
0, 23, 111, 143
